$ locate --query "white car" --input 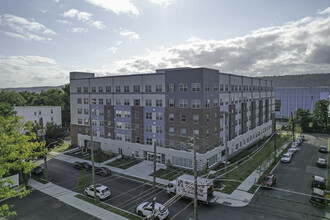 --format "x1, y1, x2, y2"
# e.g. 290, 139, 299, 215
287, 147, 299, 154
84, 184, 111, 200
136, 202, 169, 220
281, 153, 292, 163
